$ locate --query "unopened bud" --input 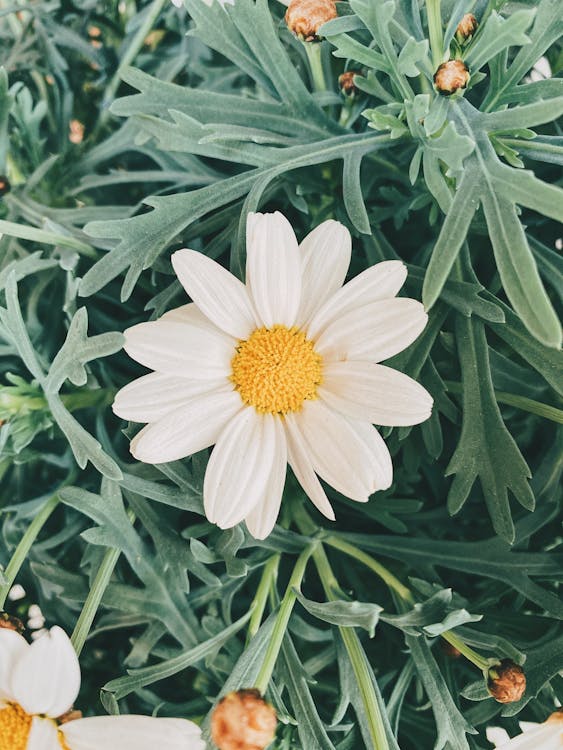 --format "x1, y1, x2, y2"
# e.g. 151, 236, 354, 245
211, 689, 277, 750
285, 0, 337, 42
488, 660, 526, 704
338, 71, 359, 96
0, 176, 11, 197
455, 14, 478, 43
0, 612, 25, 633
69, 120, 85, 144
433, 60, 470, 96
